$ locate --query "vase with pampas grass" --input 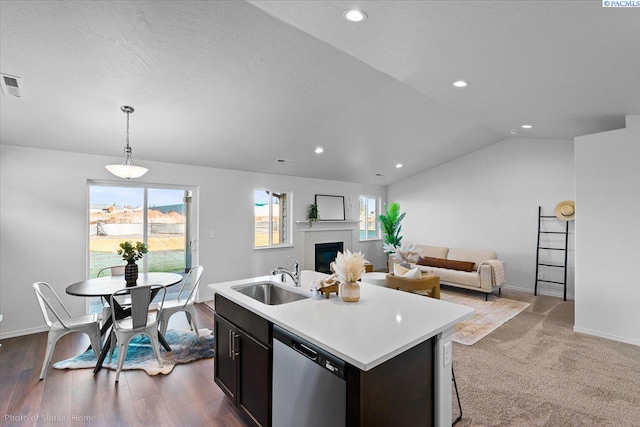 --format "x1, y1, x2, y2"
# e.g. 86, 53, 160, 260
333, 250, 366, 302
